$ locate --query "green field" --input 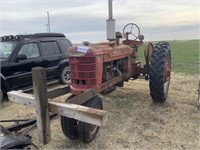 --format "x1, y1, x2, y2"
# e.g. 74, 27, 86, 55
138, 40, 199, 75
